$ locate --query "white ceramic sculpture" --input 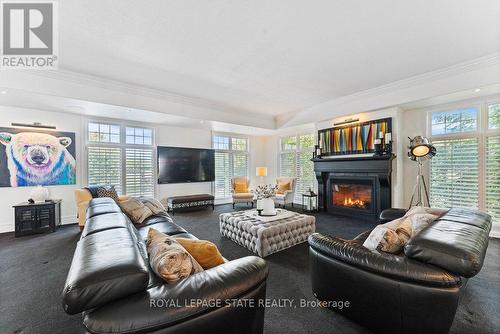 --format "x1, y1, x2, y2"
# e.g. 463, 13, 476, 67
30, 186, 50, 203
